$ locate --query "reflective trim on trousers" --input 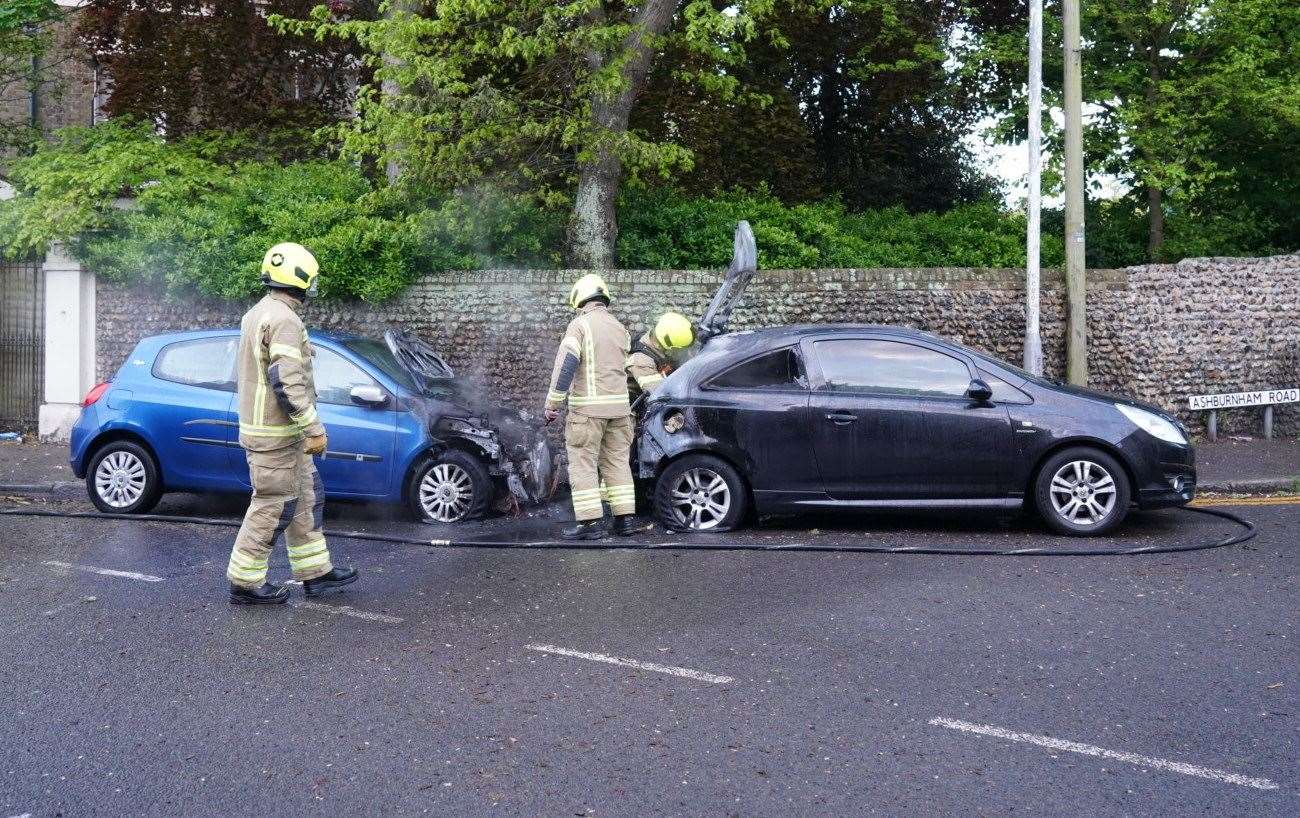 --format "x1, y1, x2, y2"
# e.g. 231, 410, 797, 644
287, 537, 330, 572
